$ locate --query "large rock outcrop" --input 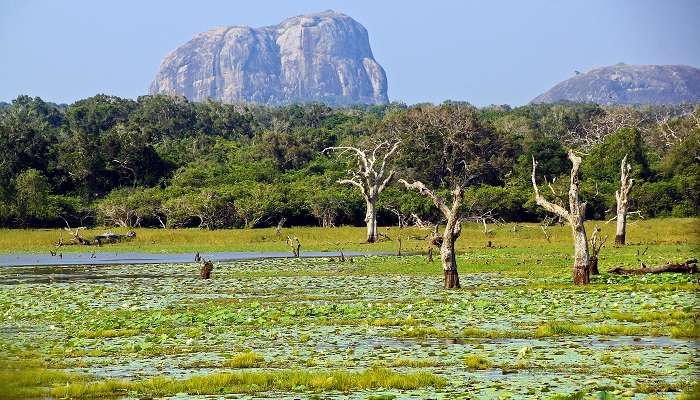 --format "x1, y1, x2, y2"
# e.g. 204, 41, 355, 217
532, 64, 700, 105
150, 10, 388, 105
